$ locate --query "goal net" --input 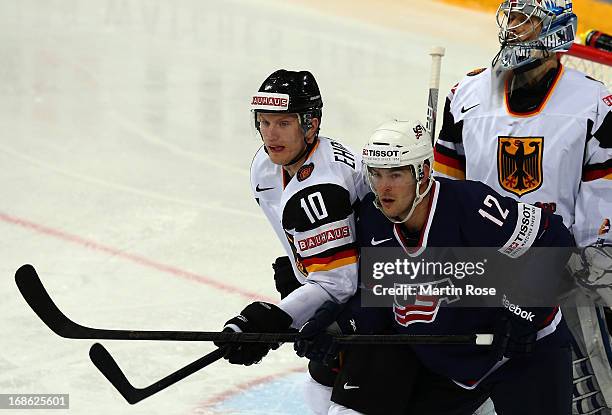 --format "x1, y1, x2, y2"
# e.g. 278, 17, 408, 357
561, 43, 612, 89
